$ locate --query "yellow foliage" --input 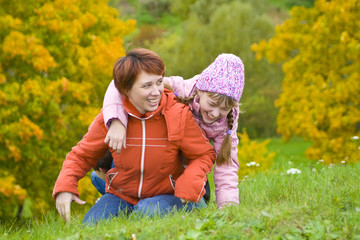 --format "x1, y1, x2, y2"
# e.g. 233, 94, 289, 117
19, 115, 44, 142
0, 0, 136, 219
252, 0, 360, 164
78, 175, 101, 206
0, 175, 28, 218
3, 31, 57, 71
0, 74, 5, 84
0, 15, 22, 31
237, 130, 275, 180
7, 143, 21, 162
